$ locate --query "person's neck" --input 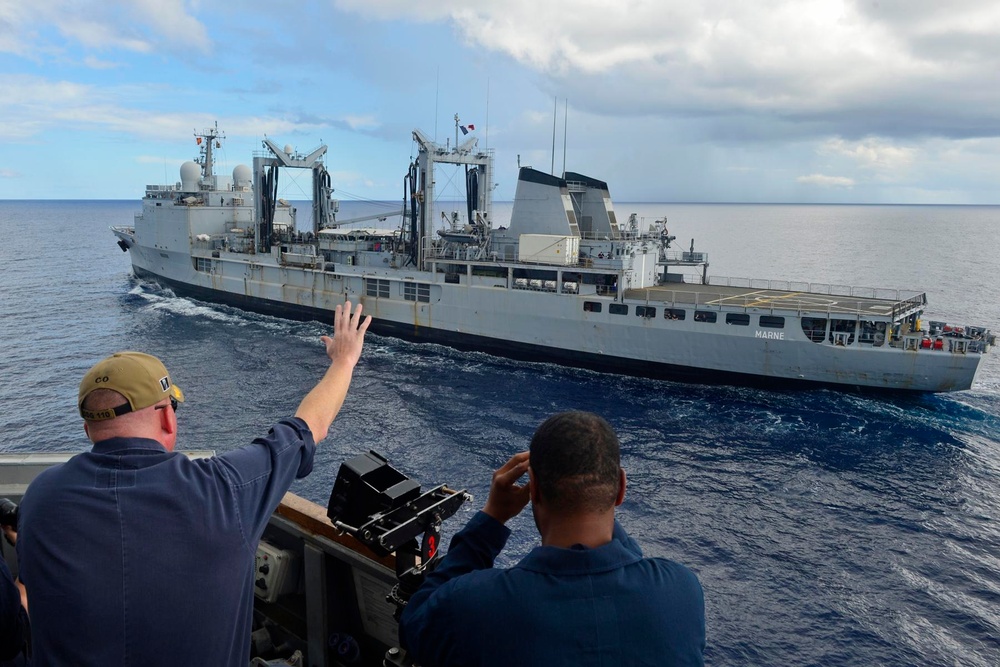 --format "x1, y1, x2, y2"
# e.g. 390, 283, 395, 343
539, 511, 615, 549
